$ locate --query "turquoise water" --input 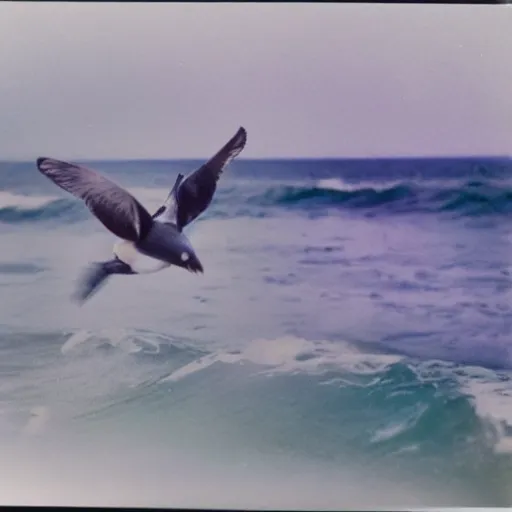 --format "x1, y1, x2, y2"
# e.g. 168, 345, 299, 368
0, 157, 511, 508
